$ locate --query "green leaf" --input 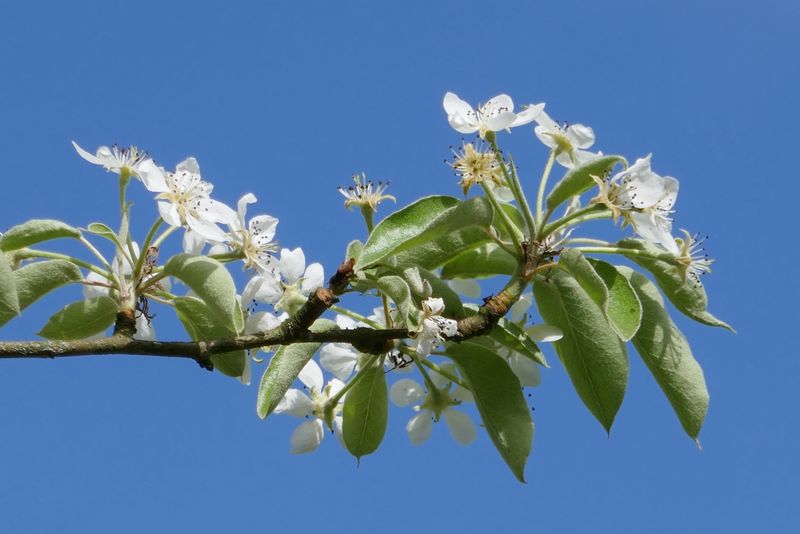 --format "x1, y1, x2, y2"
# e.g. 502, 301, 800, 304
37, 296, 118, 340
0, 219, 81, 251
491, 318, 548, 366
256, 319, 336, 419
342, 361, 388, 460
165, 254, 243, 333
546, 155, 626, 210
0, 252, 20, 326
174, 296, 245, 378
85, 222, 125, 250
533, 271, 628, 432
392, 226, 491, 269
494, 203, 526, 241
618, 238, 732, 331
619, 266, 709, 441
559, 249, 642, 341
0, 260, 85, 327
441, 243, 518, 279
345, 239, 363, 262
447, 342, 533, 483
377, 275, 422, 330
356, 196, 493, 269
